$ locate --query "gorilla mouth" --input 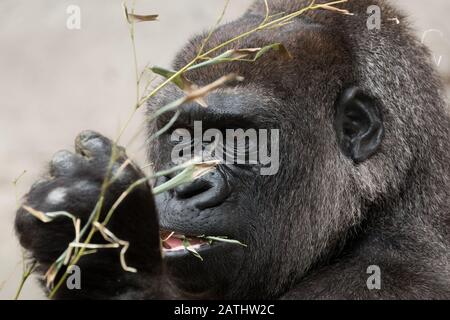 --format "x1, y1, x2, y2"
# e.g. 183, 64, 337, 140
160, 230, 246, 260
160, 230, 210, 254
